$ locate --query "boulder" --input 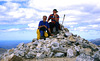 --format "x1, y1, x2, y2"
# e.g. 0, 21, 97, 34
8, 48, 14, 54
64, 32, 72, 37
64, 28, 69, 32
0, 54, 2, 60
68, 36, 76, 42
54, 53, 64, 57
74, 45, 80, 52
76, 53, 94, 61
57, 35, 64, 39
17, 43, 24, 48
8, 55, 23, 61
82, 42, 89, 48
48, 52, 53, 57
1, 54, 23, 61
25, 52, 36, 59
36, 53, 46, 59
93, 51, 100, 61
84, 48, 92, 55
32, 38, 37, 42
67, 48, 74, 58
